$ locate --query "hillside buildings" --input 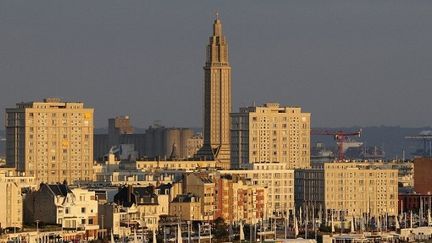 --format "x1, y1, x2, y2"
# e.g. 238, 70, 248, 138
0, 14, 410, 242
196, 16, 232, 169
6, 98, 94, 183
231, 103, 311, 169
